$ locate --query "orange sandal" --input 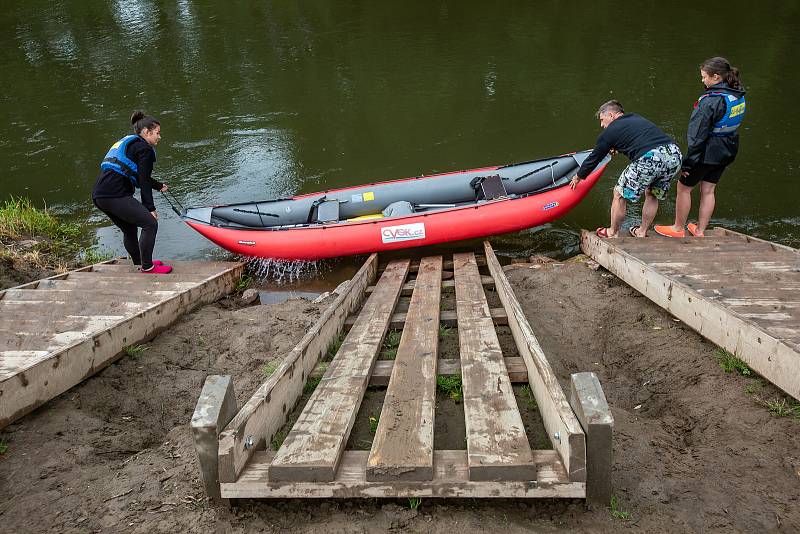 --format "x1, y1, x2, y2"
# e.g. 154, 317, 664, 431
687, 223, 704, 237
654, 225, 685, 238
